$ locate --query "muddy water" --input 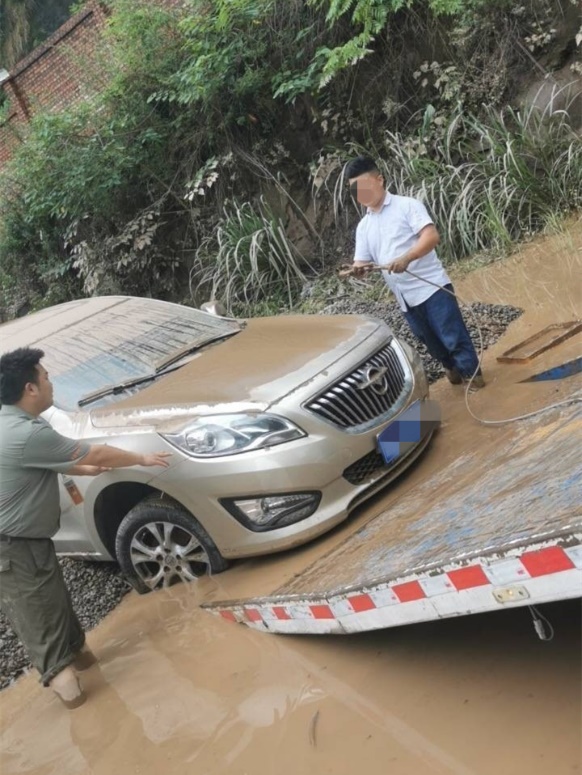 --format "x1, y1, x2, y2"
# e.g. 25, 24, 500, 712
0, 585, 580, 775
1, 222, 581, 774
